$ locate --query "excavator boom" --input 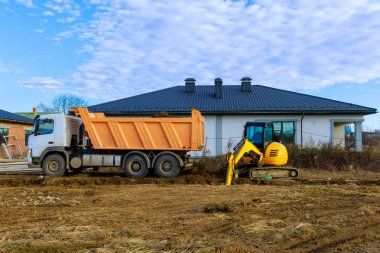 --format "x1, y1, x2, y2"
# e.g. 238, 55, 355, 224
225, 139, 263, 185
